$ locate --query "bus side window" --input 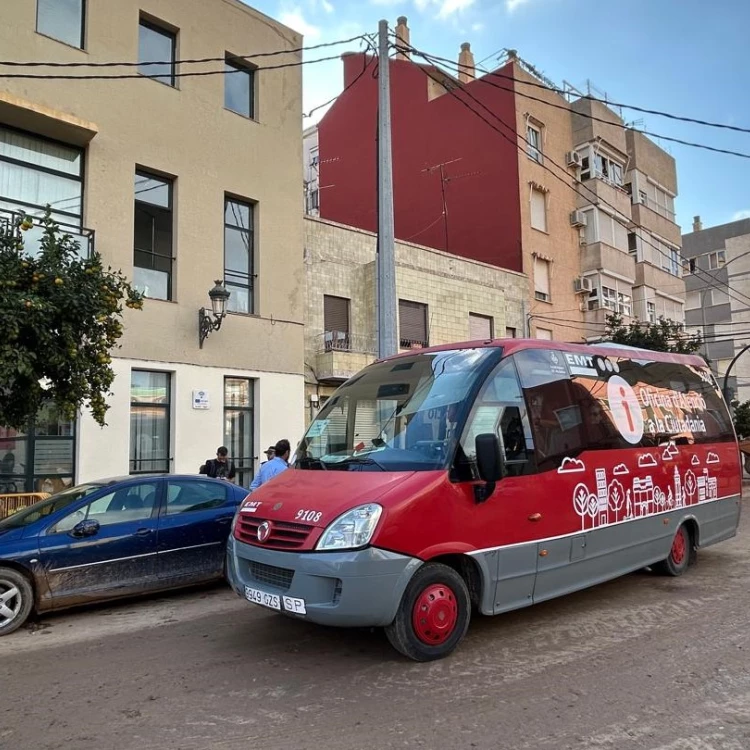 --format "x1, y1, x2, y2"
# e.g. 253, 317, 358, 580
458, 359, 535, 478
